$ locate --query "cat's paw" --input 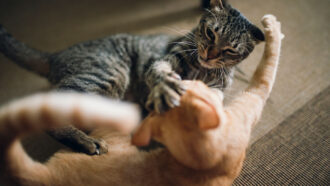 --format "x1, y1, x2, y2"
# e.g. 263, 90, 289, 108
261, 15, 285, 41
76, 136, 108, 155
146, 72, 186, 113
